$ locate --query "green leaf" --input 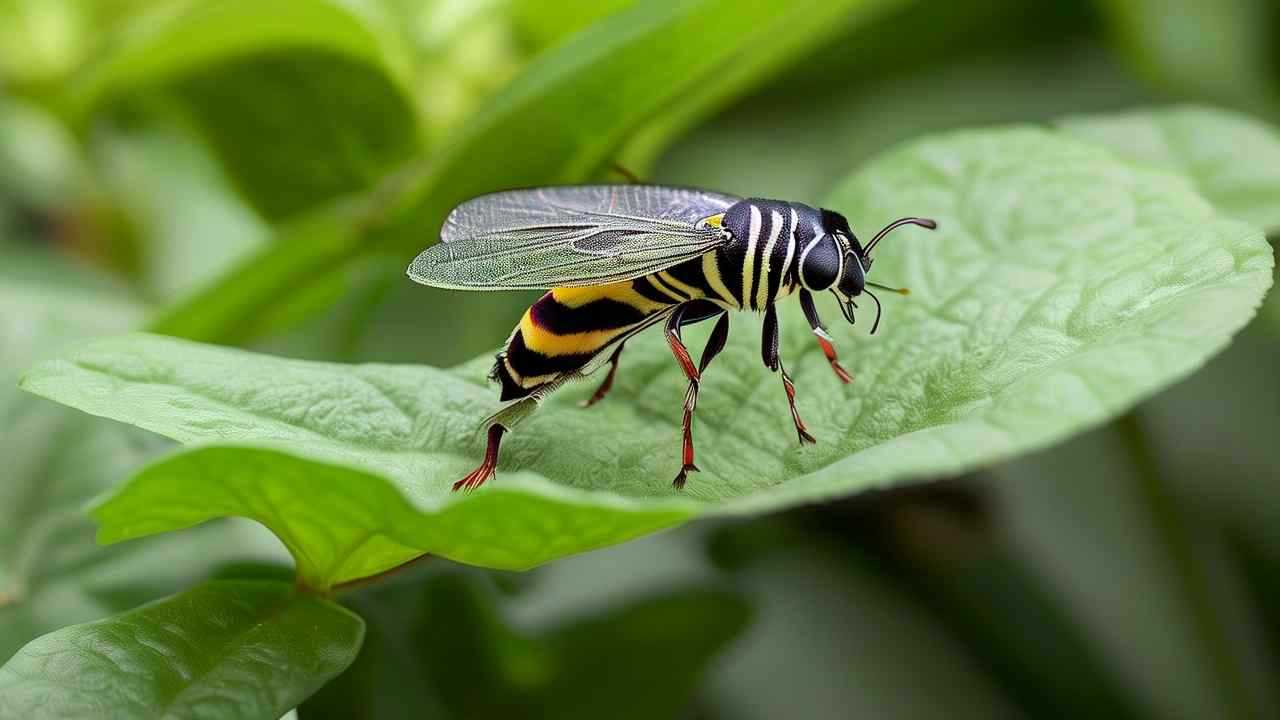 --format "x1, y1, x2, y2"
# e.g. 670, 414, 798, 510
22, 126, 1273, 584
97, 123, 269, 302
1094, 0, 1277, 114
305, 572, 750, 719
71, 0, 418, 219
0, 246, 286, 662
0, 580, 364, 720
148, 0, 900, 345
1058, 106, 1280, 234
